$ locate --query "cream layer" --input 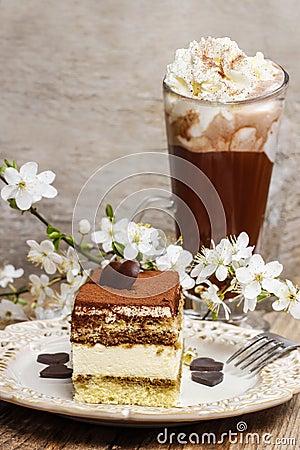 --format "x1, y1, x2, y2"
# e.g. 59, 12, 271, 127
72, 335, 183, 380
